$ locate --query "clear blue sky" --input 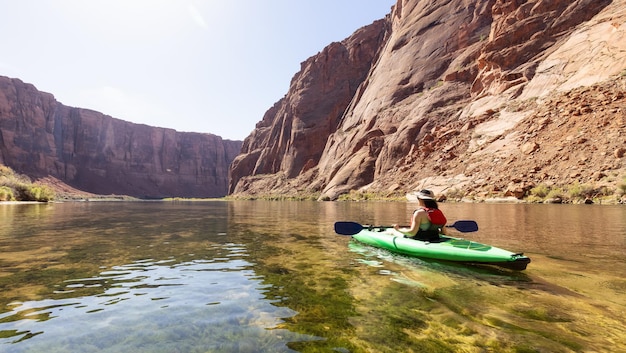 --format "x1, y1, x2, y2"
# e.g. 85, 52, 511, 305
0, 0, 394, 140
